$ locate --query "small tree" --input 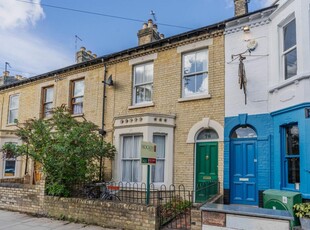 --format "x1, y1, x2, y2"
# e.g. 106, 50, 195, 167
2, 106, 116, 196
